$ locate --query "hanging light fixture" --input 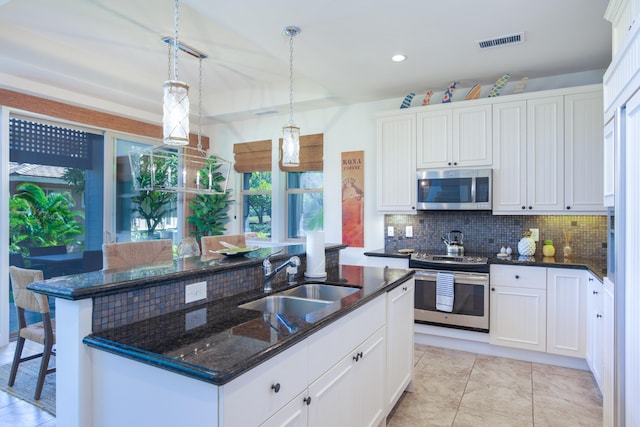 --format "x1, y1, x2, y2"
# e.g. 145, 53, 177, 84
163, 0, 189, 146
282, 26, 301, 167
